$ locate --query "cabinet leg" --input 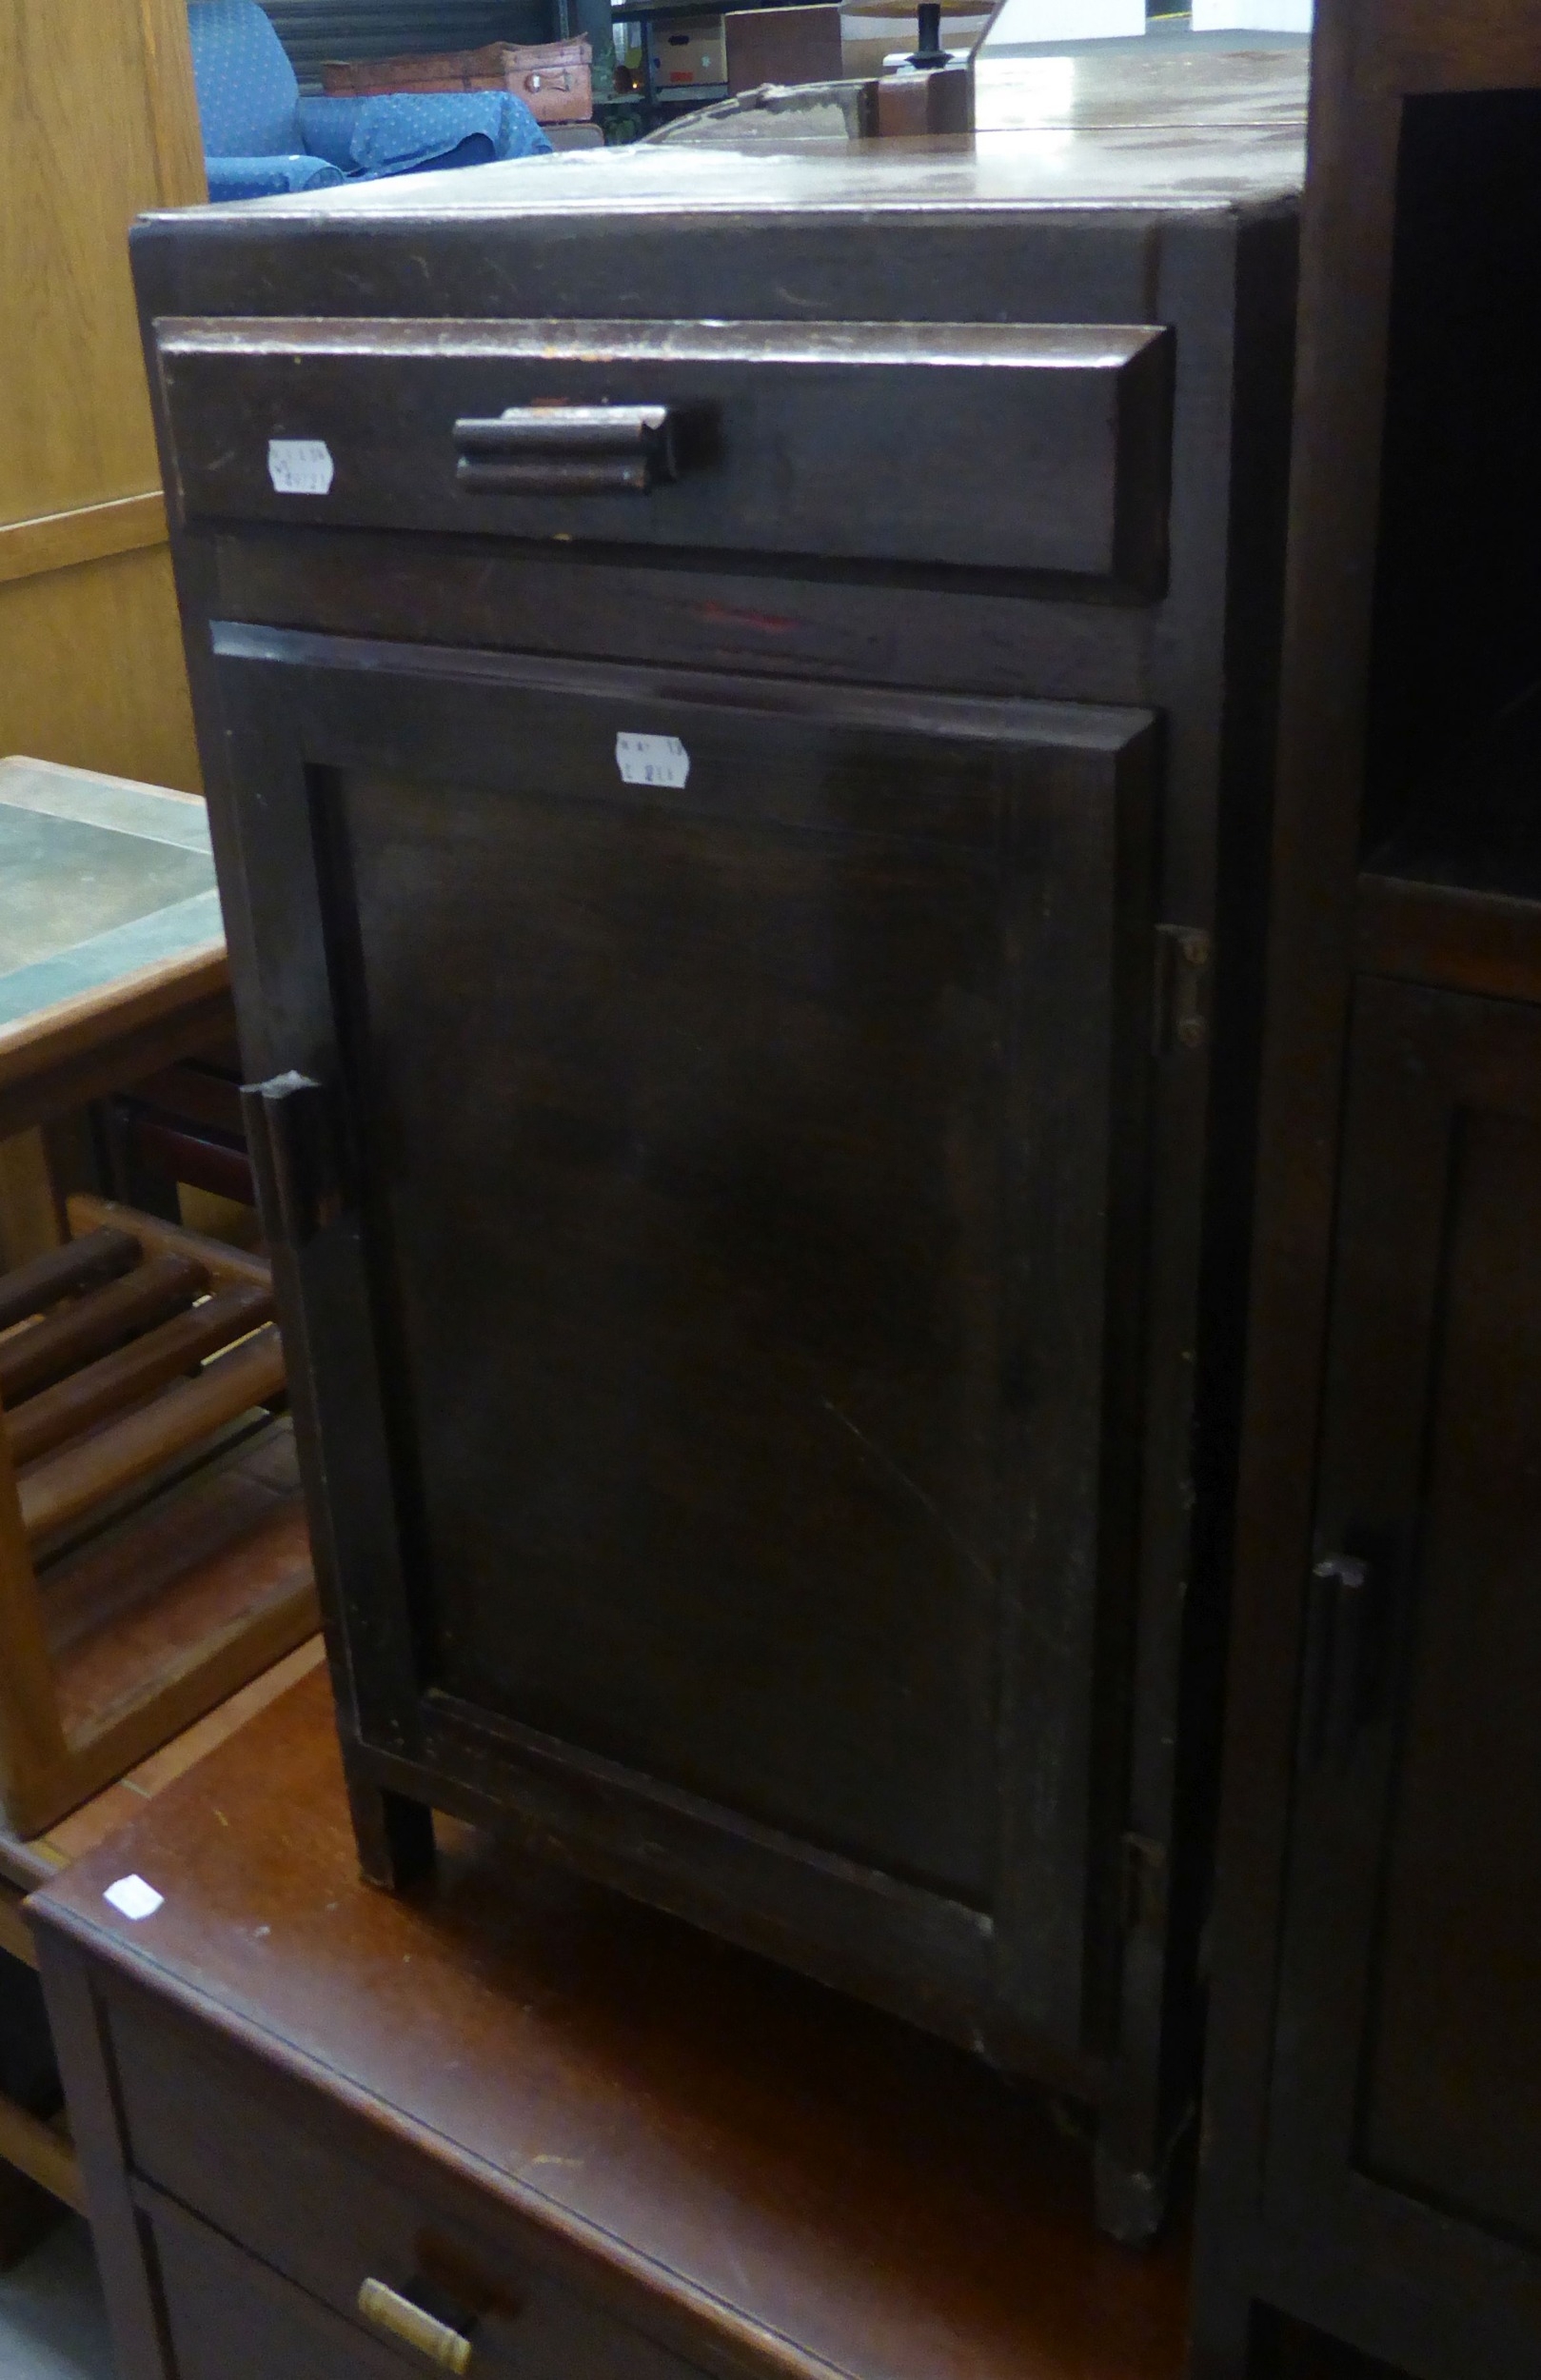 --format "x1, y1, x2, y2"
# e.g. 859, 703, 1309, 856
346, 1775, 436, 1892
1186, 2275, 1258, 2378
1093, 2132, 1169, 2246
